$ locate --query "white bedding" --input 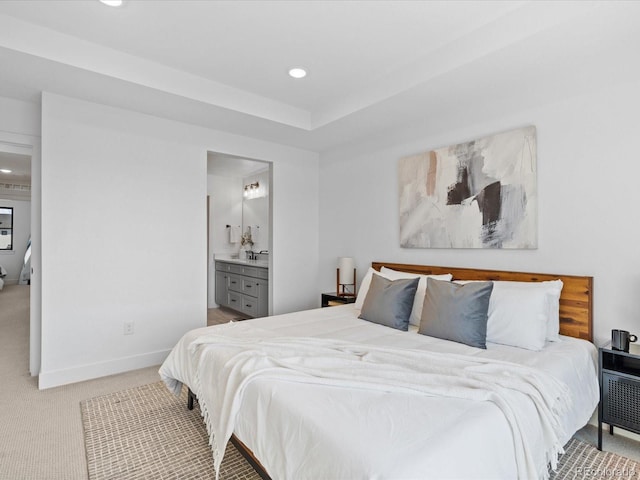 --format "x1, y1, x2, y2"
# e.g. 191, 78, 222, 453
160, 304, 599, 480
